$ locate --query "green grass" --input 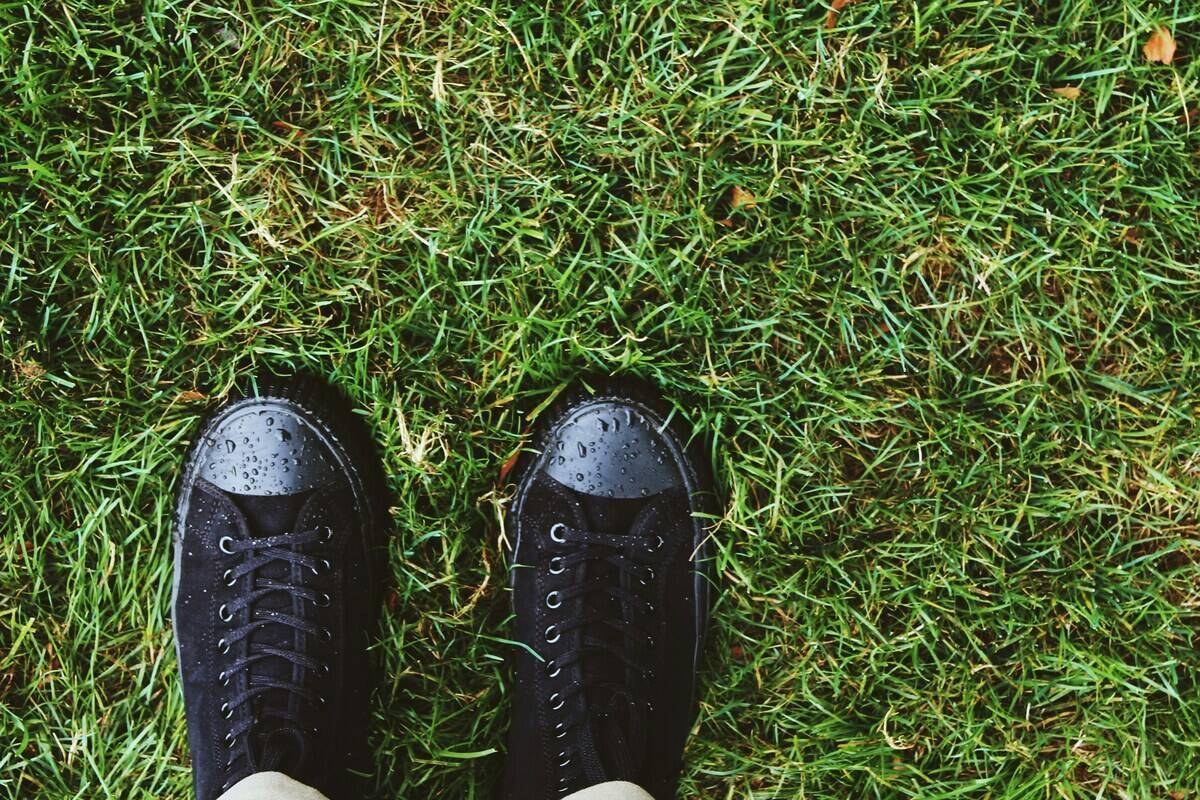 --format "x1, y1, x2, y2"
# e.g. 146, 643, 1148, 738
3, 1, 1200, 797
